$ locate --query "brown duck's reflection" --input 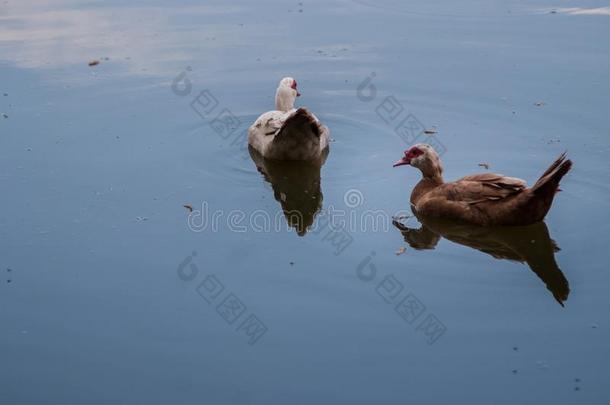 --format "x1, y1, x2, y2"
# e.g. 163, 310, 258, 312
393, 216, 570, 307
249, 146, 327, 236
